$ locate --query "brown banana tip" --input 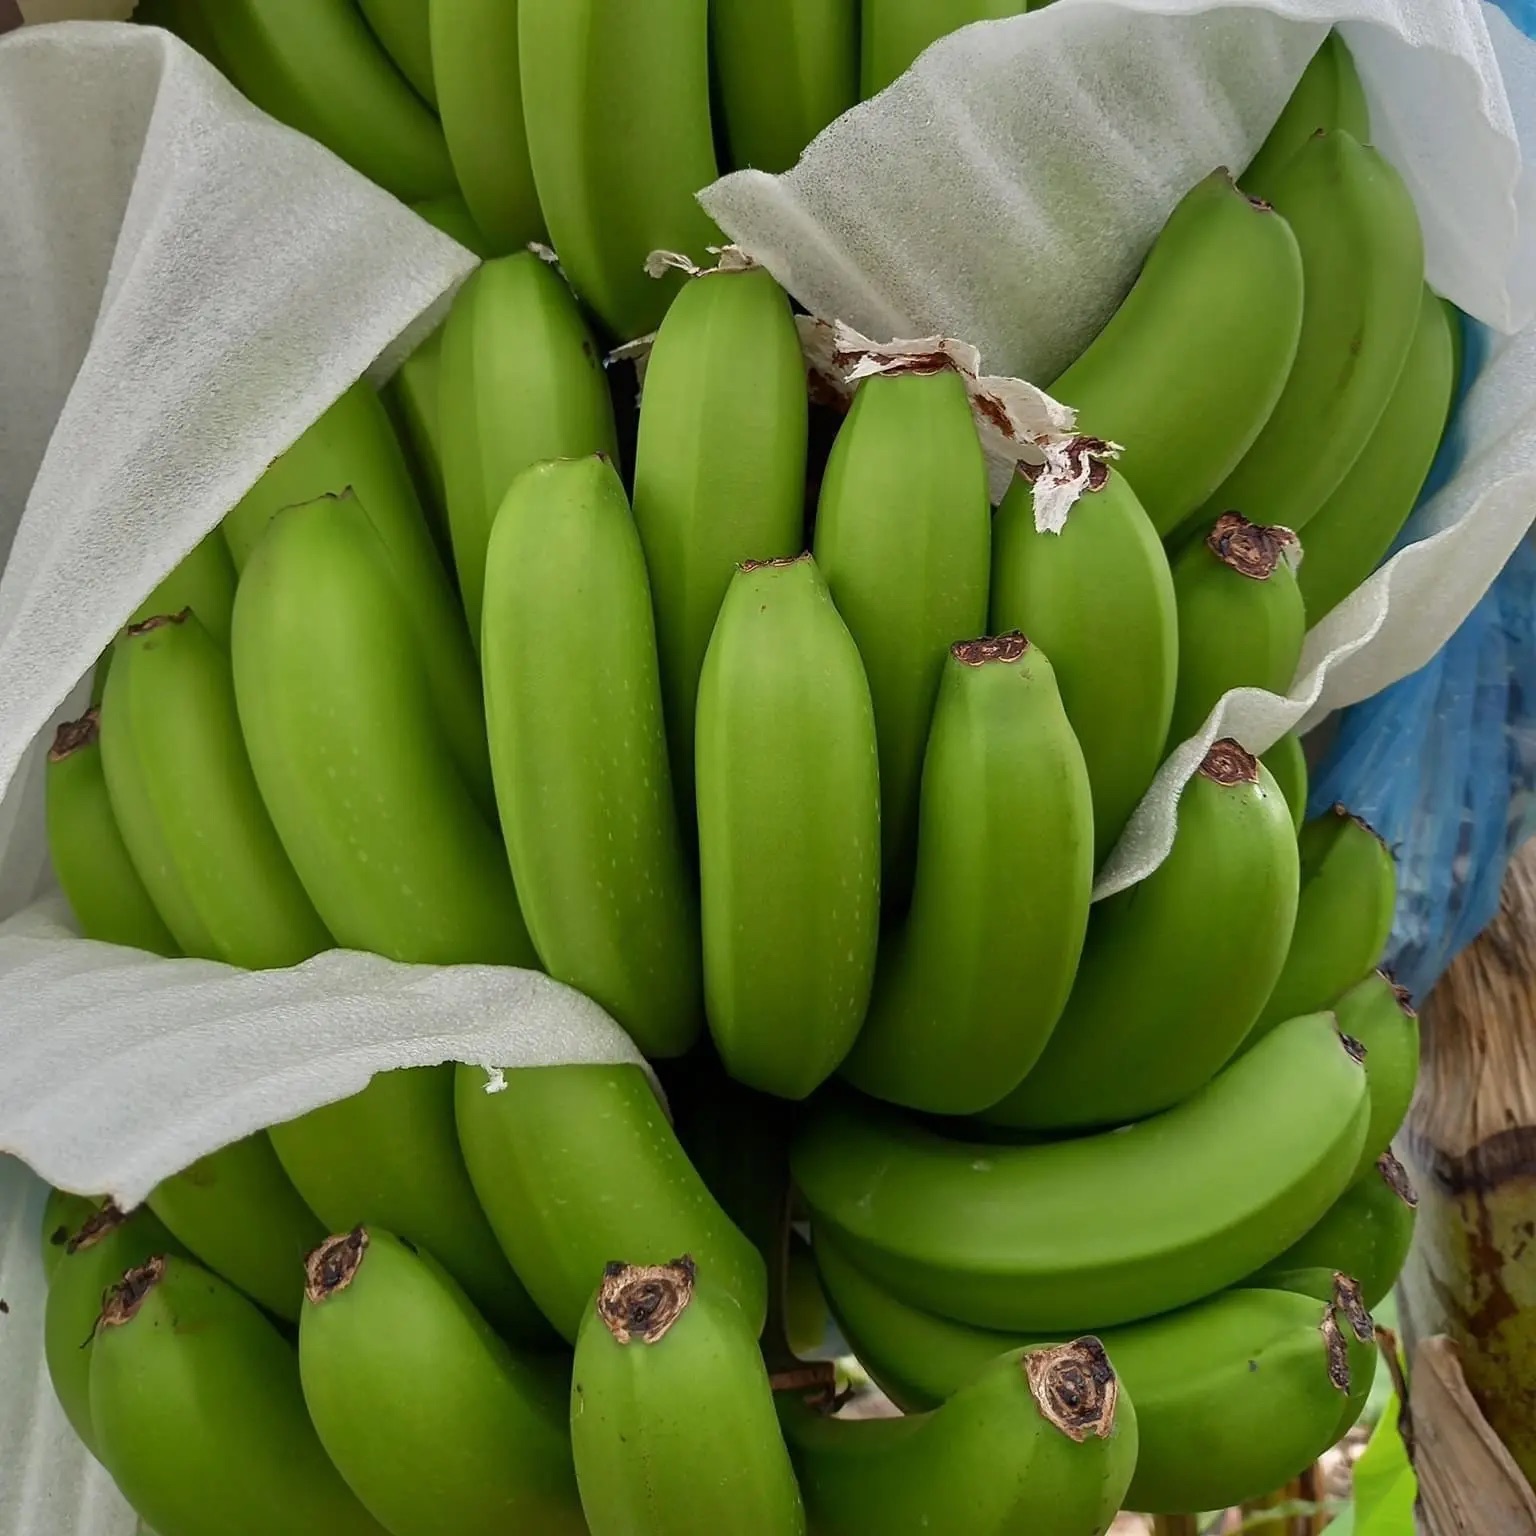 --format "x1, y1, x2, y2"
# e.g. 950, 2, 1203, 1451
64, 1202, 127, 1257
1205, 512, 1297, 580
1339, 1031, 1368, 1066
597, 1257, 696, 1345
49, 710, 101, 761
1018, 437, 1115, 491
1024, 1338, 1119, 1442
1328, 803, 1389, 846
305, 1228, 369, 1304
99, 1255, 166, 1331
952, 632, 1029, 666
1378, 1151, 1420, 1209
1330, 1274, 1375, 1344
1199, 738, 1259, 786
1320, 1305, 1352, 1393
124, 609, 190, 640
738, 553, 812, 573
